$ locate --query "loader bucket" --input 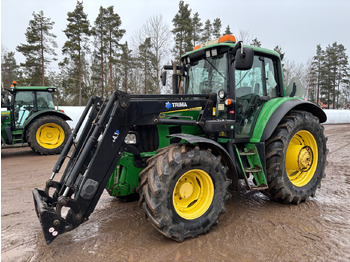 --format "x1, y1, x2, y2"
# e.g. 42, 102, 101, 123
33, 188, 73, 244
